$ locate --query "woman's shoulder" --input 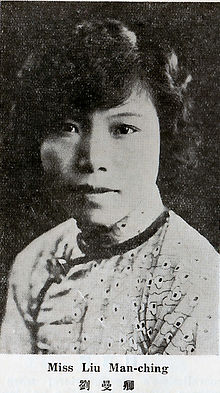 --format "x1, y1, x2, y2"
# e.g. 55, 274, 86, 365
161, 210, 219, 296
163, 210, 219, 263
161, 211, 219, 354
9, 218, 81, 302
